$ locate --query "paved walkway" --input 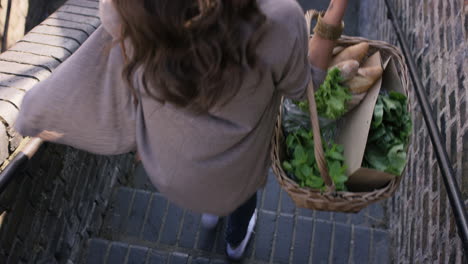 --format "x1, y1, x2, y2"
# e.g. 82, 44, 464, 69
82, 163, 390, 264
